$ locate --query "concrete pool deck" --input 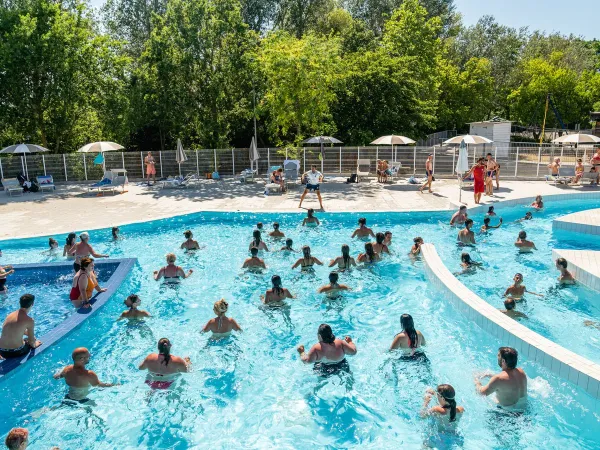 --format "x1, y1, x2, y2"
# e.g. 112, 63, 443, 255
2, 178, 598, 240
